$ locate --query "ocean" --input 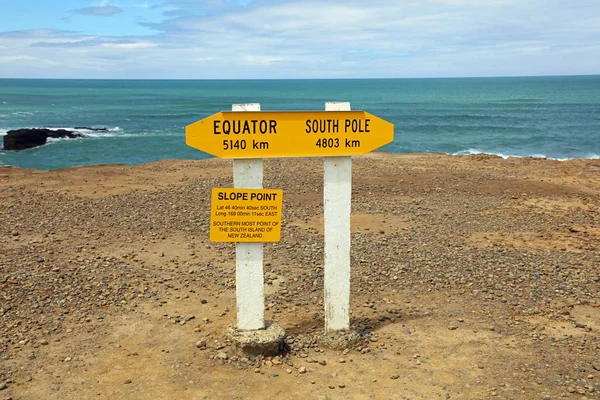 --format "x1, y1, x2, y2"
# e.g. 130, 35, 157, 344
1, 76, 599, 170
